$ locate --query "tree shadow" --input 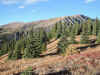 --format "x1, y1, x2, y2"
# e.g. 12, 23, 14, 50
15, 71, 38, 75
76, 43, 100, 52
46, 69, 72, 75
40, 52, 58, 57
15, 69, 72, 75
